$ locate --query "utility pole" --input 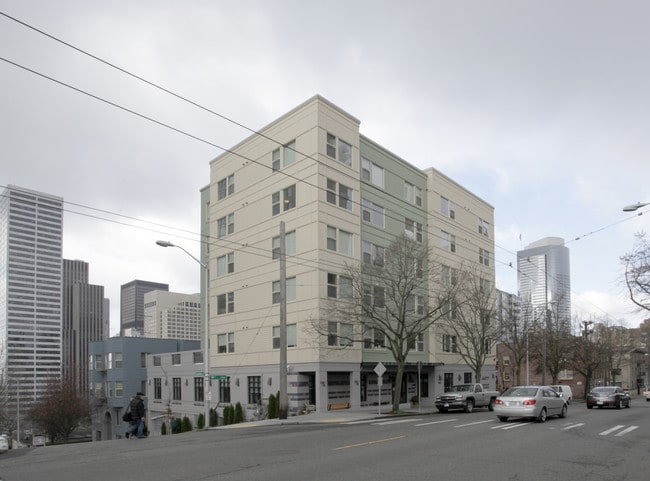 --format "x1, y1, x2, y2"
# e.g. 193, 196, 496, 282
279, 221, 288, 419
